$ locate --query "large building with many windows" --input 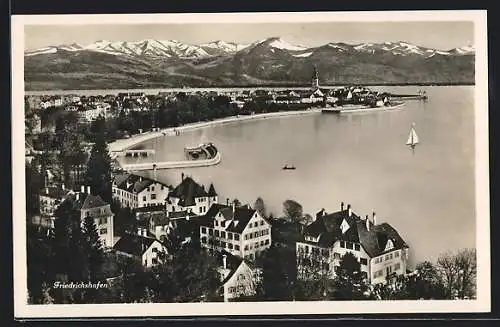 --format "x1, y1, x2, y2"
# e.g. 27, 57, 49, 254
199, 203, 272, 261
112, 173, 170, 209
165, 175, 218, 216
296, 202, 409, 284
